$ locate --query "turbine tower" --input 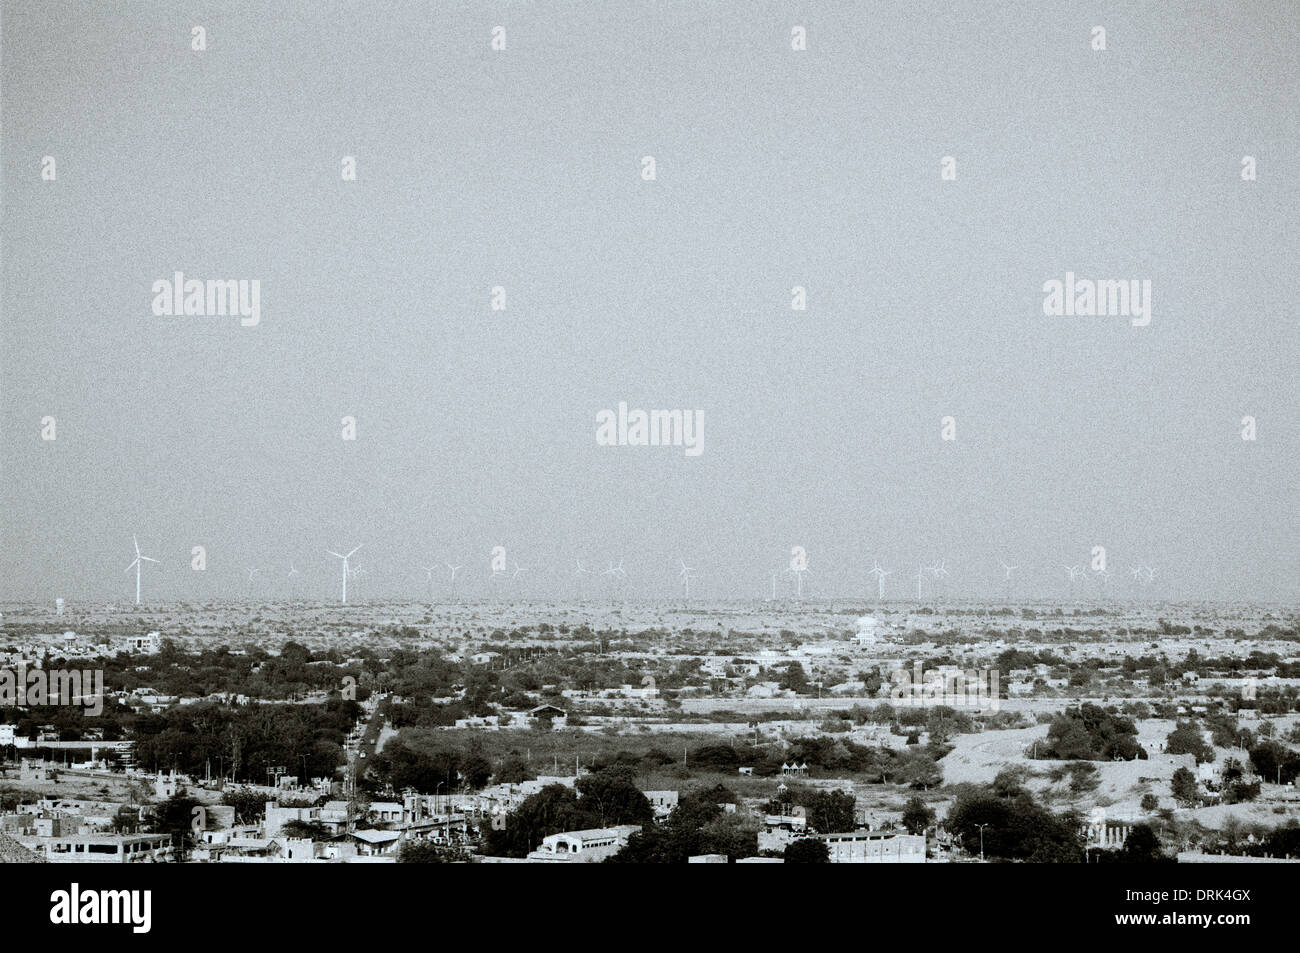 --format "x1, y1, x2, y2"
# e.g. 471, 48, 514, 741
573, 559, 593, 600
124, 535, 159, 606
1095, 567, 1112, 598
869, 561, 890, 601
679, 560, 697, 599
601, 559, 627, 599
999, 560, 1017, 601
930, 560, 949, 601
446, 563, 463, 600
326, 545, 361, 604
